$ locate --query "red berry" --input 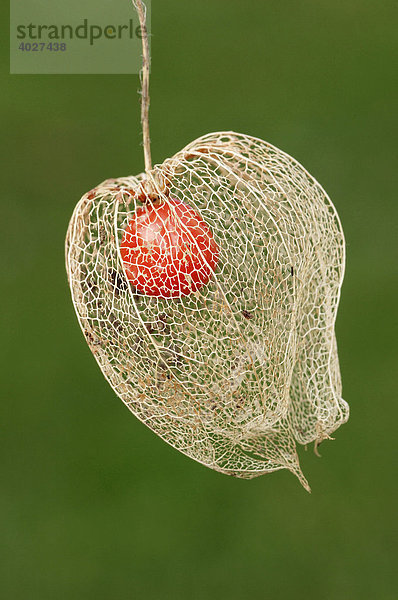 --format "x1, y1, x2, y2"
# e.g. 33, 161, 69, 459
120, 197, 219, 298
